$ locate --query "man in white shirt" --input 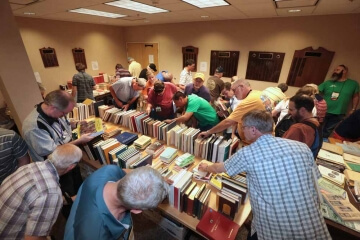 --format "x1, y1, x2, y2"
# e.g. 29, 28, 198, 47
178, 59, 195, 92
